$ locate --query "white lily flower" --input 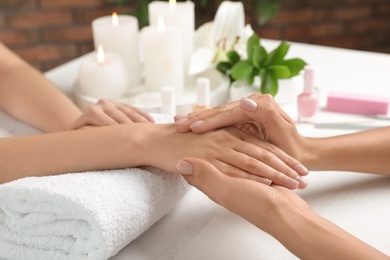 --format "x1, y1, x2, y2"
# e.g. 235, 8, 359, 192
189, 1, 254, 75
